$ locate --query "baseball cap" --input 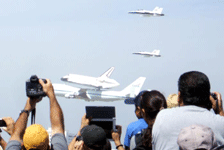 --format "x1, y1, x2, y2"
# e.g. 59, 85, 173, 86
124, 90, 149, 106
177, 124, 217, 150
81, 125, 107, 149
23, 124, 49, 150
